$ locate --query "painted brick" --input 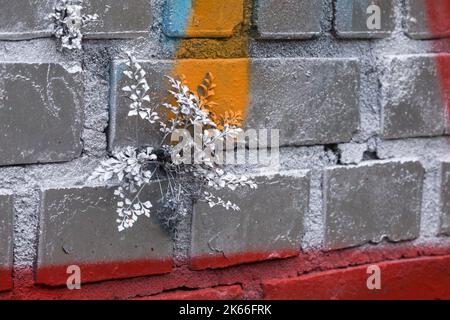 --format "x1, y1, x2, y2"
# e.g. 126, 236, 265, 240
190, 171, 309, 270
109, 58, 360, 150
0, 194, 14, 292
109, 60, 172, 151
0, 63, 83, 166
324, 160, 424, 249
381, 55, 448, 140
163, 0, 244, 38
136, 285, 243, 300
246, 58, 360, 146
335, 0, 395, 39
0, 0, 152, 41
0, 0, 53, 40
406, 0, 450, 40
441, 162, 450, 235
254, 0, 321, 39
83, 0, 152, 39
36, 185, 173, 286
262, 255, 450, 300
